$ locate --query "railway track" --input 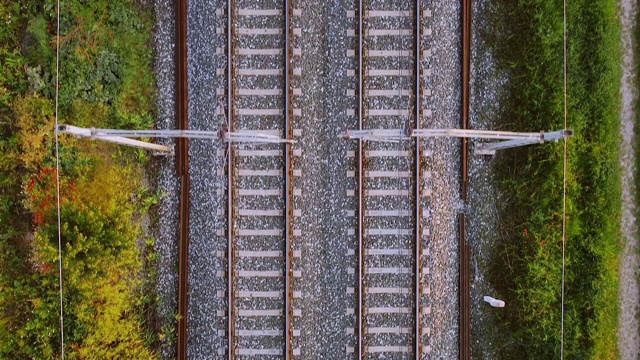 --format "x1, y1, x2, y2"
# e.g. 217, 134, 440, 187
173, 0, 471, 358
345, 0, 434, 358
220, 0, 302, 357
